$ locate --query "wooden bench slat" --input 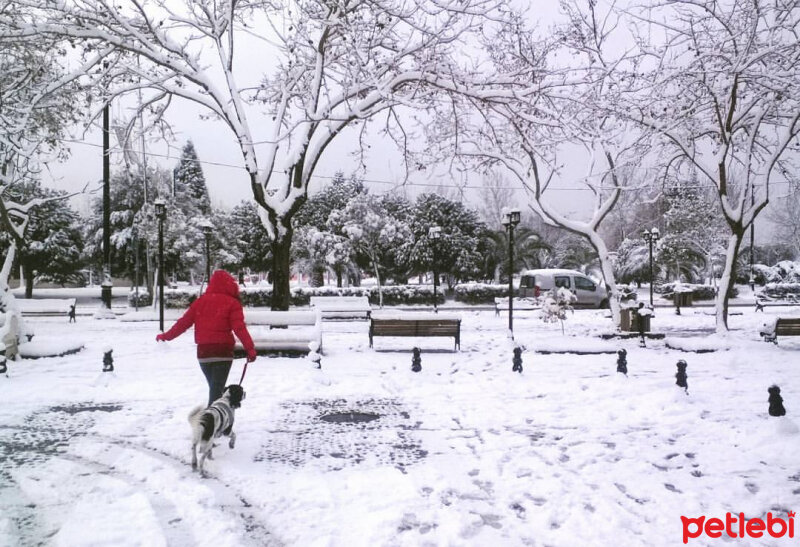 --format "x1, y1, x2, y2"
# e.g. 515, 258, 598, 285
369, 317, 461, 350
761, 317, 800, 343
